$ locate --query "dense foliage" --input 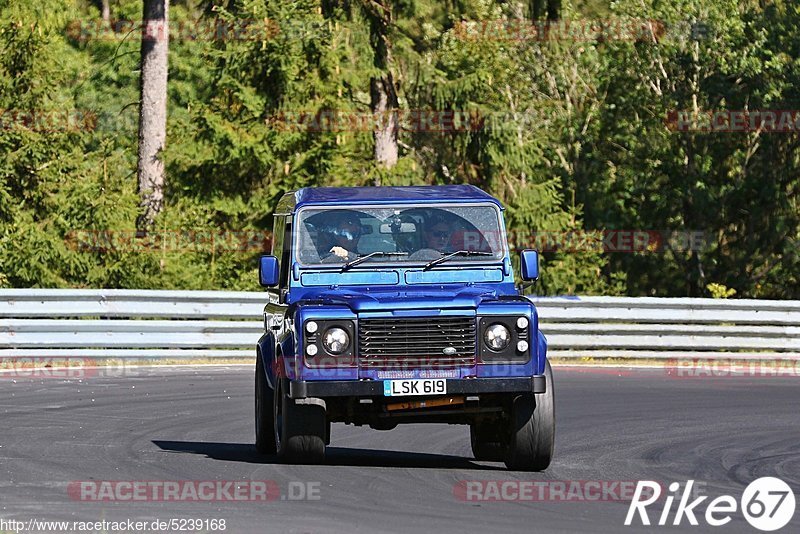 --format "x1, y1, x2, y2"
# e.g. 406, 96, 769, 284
0, 0, 797, 296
